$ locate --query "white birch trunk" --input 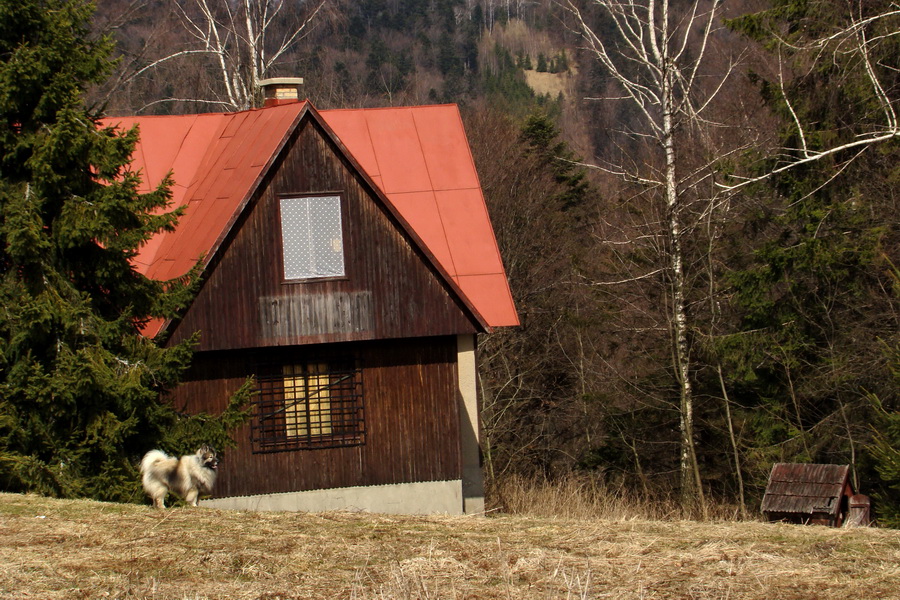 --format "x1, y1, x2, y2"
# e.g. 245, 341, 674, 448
129, 0, 329, 111
660, 7, 703, 510
565, 0, 723, 508
566, 0, 897, 510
